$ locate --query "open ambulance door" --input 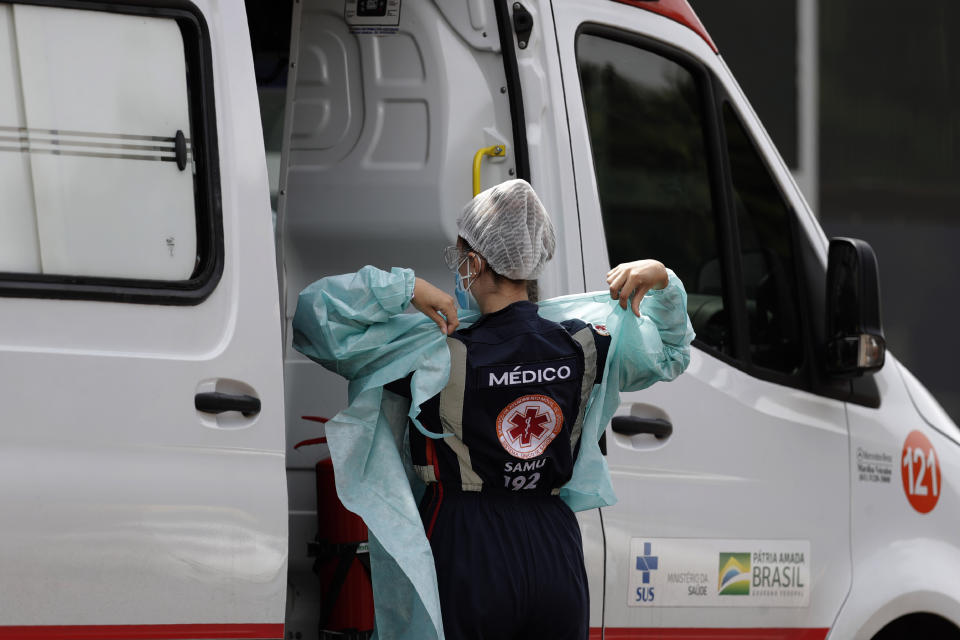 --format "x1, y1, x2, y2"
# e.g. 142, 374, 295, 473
551, 1, 852, 637
278, 0, 533, 636
0, 2, 287, 637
